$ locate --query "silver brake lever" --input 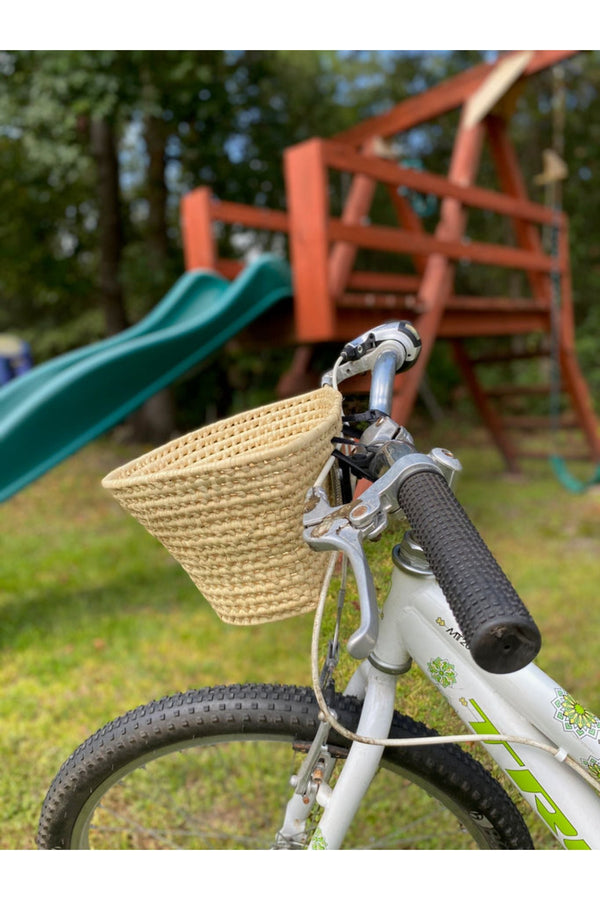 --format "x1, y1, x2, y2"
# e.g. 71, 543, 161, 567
304, 487, 379, 659
303, 449, 454, 660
